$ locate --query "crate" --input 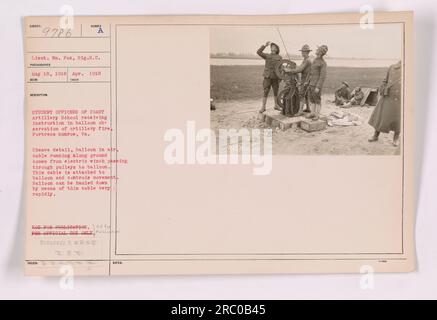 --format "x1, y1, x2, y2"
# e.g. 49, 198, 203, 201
264, 111, 304, 130
299, 119, 327, 132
